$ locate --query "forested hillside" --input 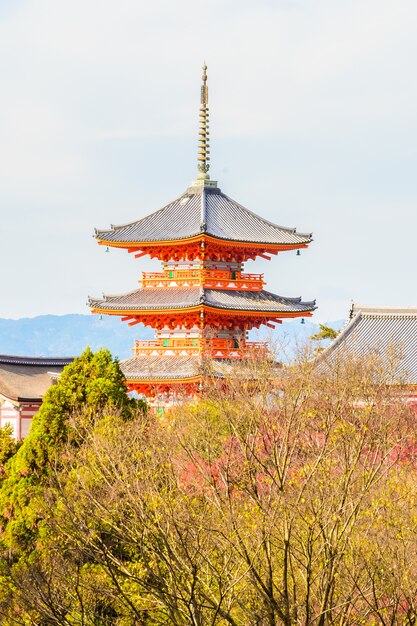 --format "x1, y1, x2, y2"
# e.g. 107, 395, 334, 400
0, 315, 153, 358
